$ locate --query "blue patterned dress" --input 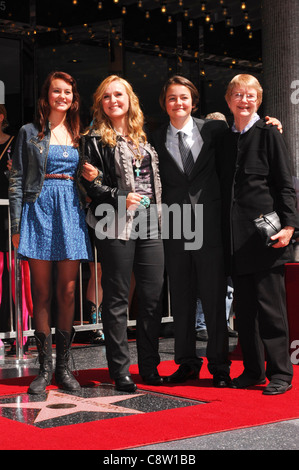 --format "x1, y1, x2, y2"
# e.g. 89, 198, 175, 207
18, 145, 93, 261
